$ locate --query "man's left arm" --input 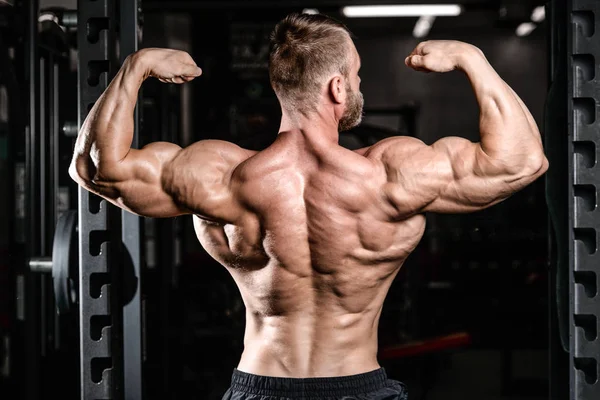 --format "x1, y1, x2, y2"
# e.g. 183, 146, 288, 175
69, 48, 242, 219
